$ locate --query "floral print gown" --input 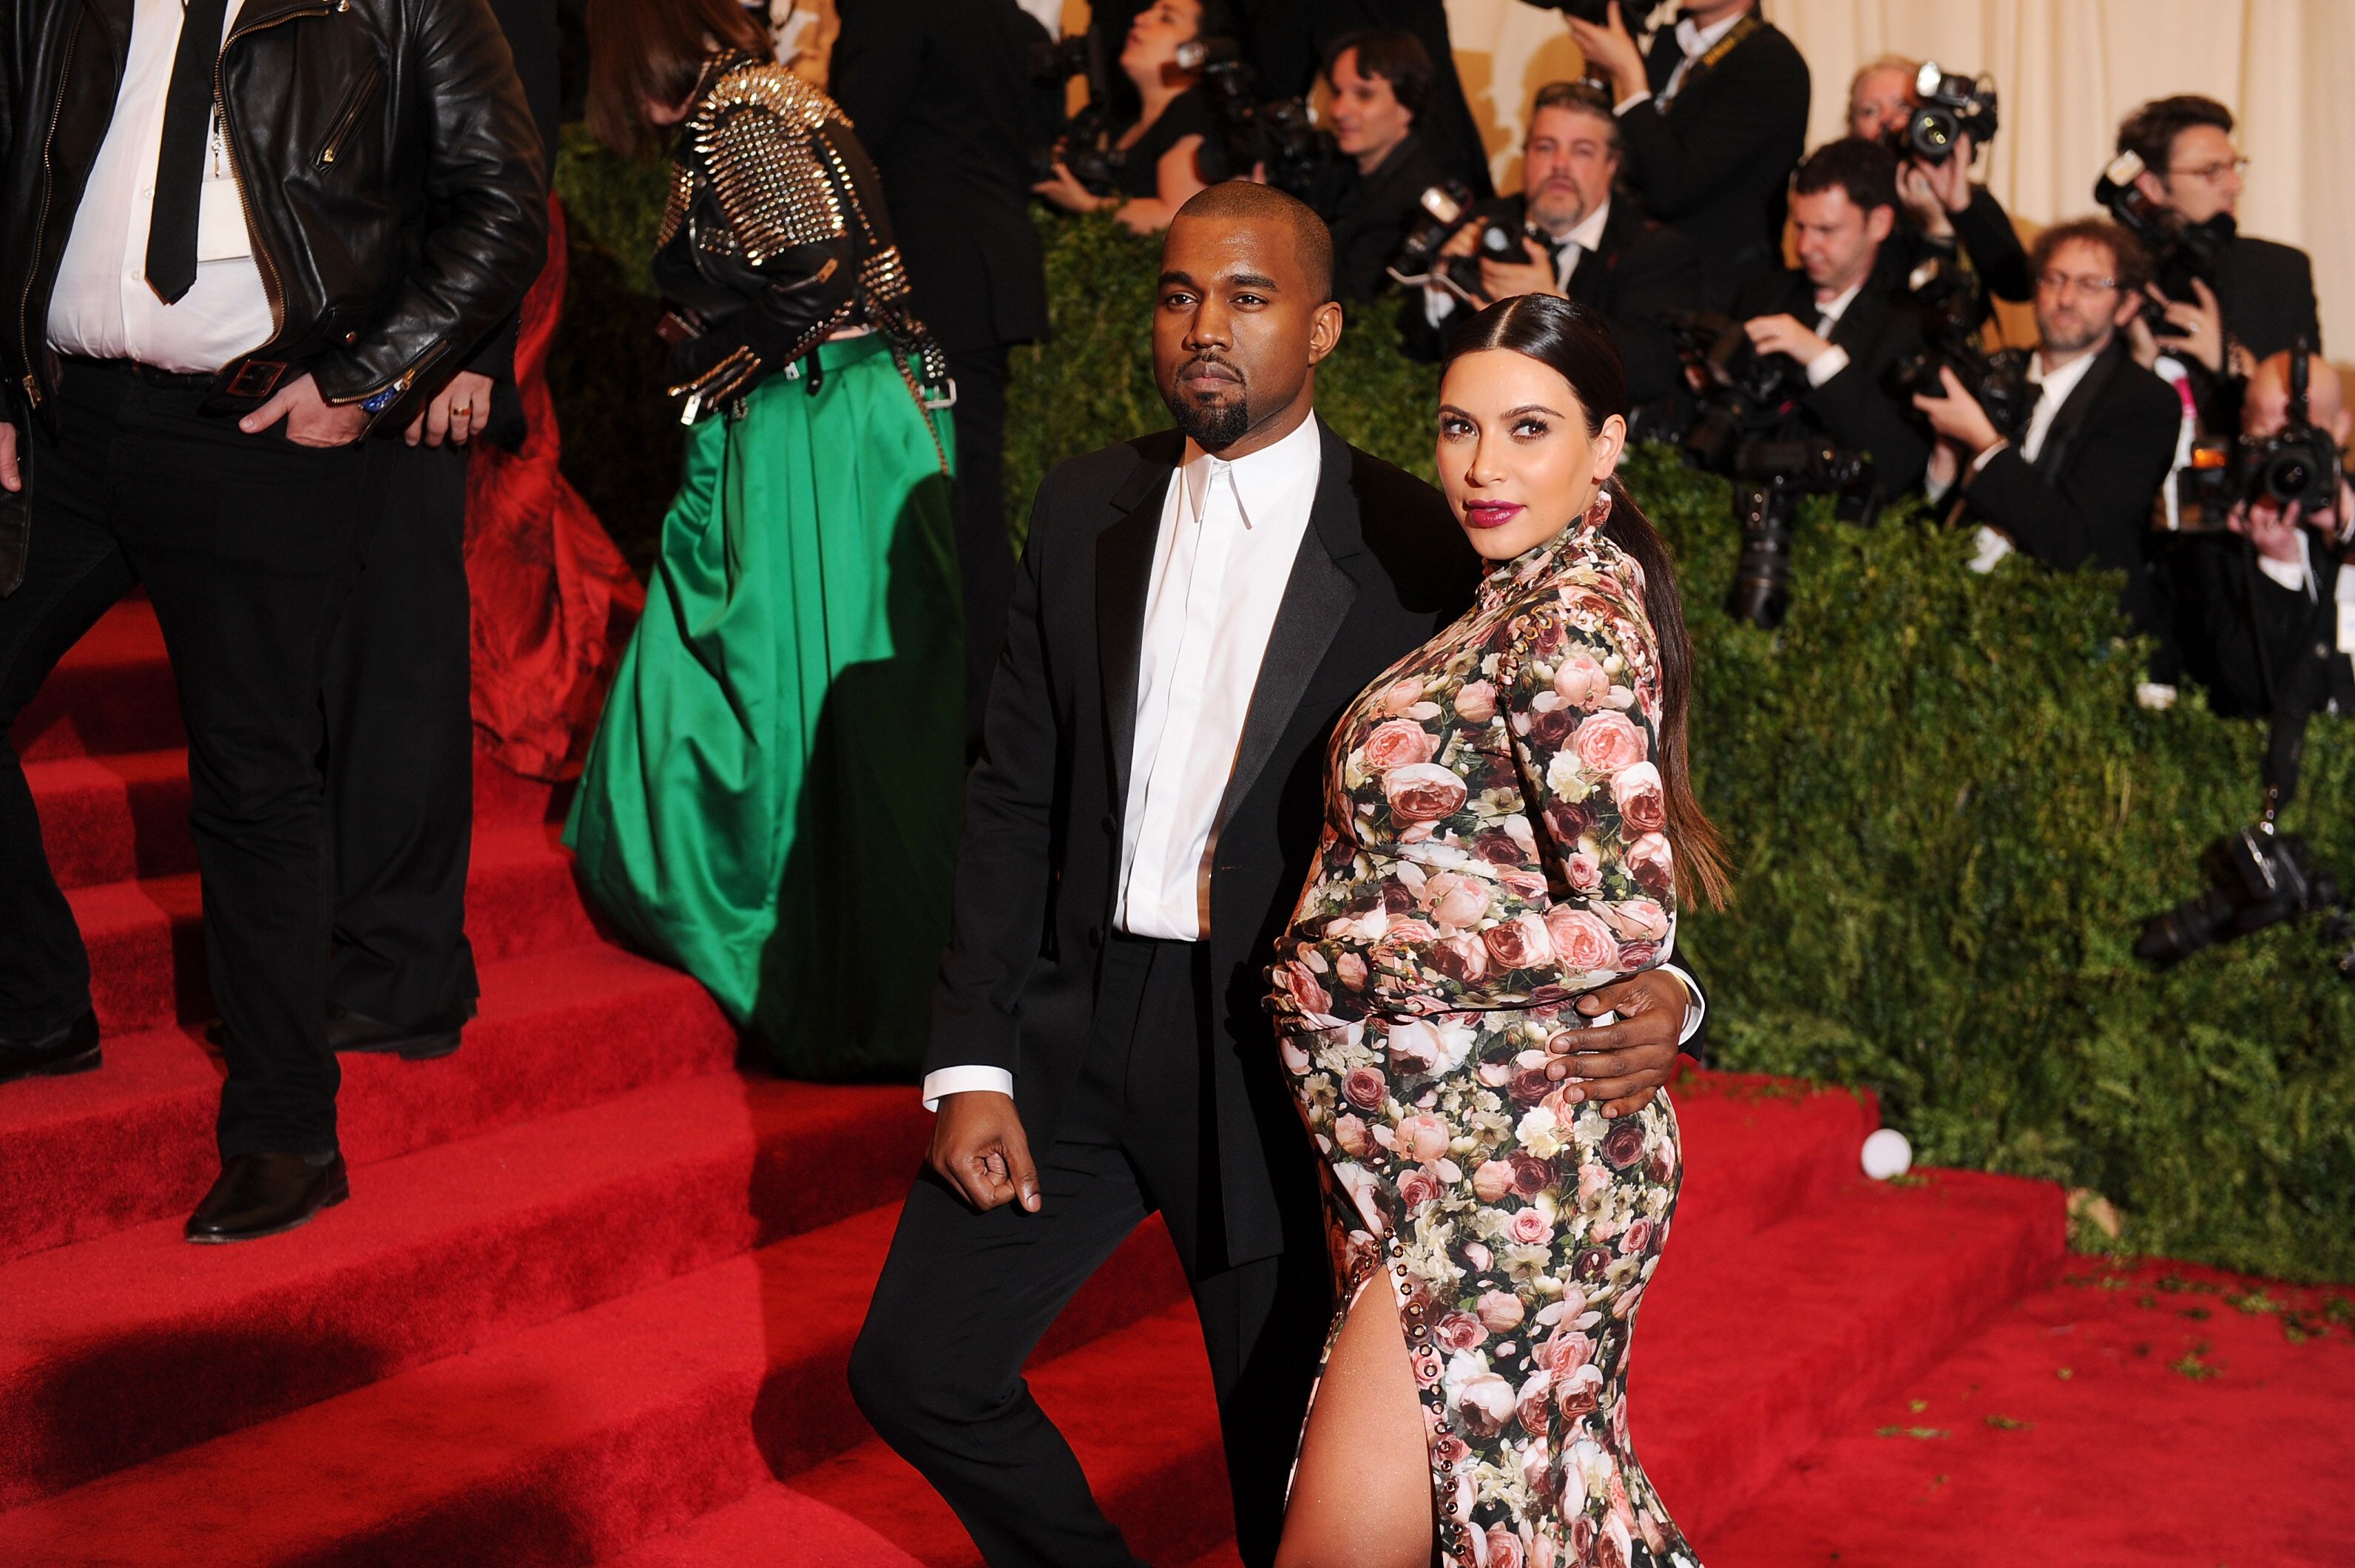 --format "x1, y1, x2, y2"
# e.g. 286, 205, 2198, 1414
1268, 493, 1699, 1568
